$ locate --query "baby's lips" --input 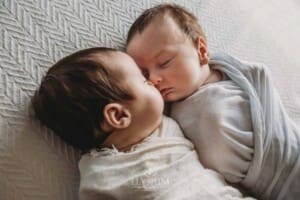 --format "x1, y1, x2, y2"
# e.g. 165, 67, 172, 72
160, 87, 173, 97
